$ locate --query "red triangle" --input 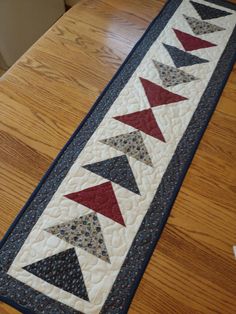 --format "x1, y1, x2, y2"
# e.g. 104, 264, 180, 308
64, 182, 125, 226
140, 78, 187, 107
173, 29, 216, 51
114, 109, 165, 142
